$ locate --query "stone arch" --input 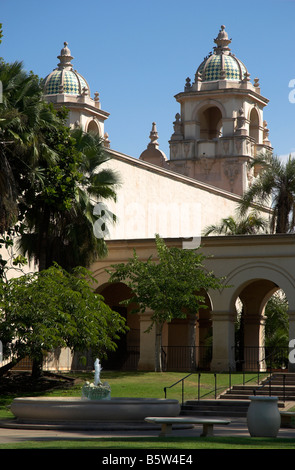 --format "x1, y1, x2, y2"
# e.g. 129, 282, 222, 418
193, 100, 226, 140
163, 291, 213, 370
248, 106, 261, 144
210, 261, 295, 371
85, 118, 101, 136
226, 262, 295, 312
